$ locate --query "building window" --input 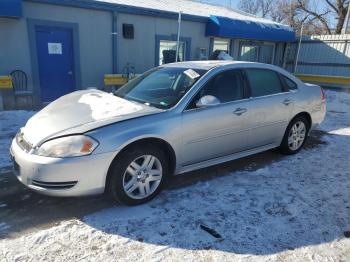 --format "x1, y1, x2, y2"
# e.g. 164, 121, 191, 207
212, 38, 230, 53
239, 41, 275, 64
259, 44, 274, 64
240, 44, 259, 62
159, 40, 186, 65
